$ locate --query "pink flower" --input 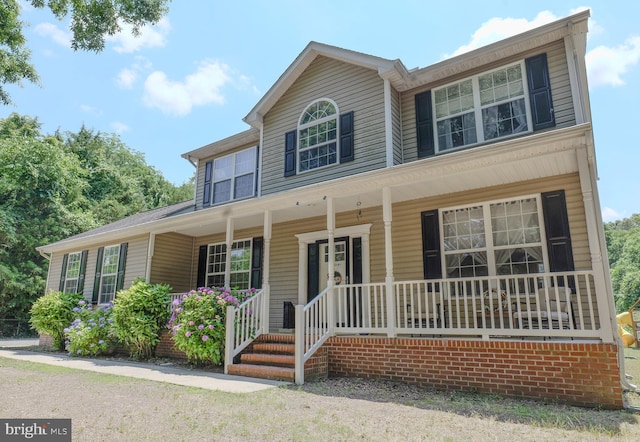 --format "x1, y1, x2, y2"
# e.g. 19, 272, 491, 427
202, 335, 209, 342
208, 324, 214, 330
198, 324, 205, 330
185, 331, 192, 338
188, 321, 195, 326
